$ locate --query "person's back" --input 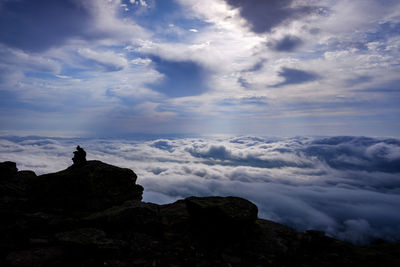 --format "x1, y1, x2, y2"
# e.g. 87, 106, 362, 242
72, 145, 87, 166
